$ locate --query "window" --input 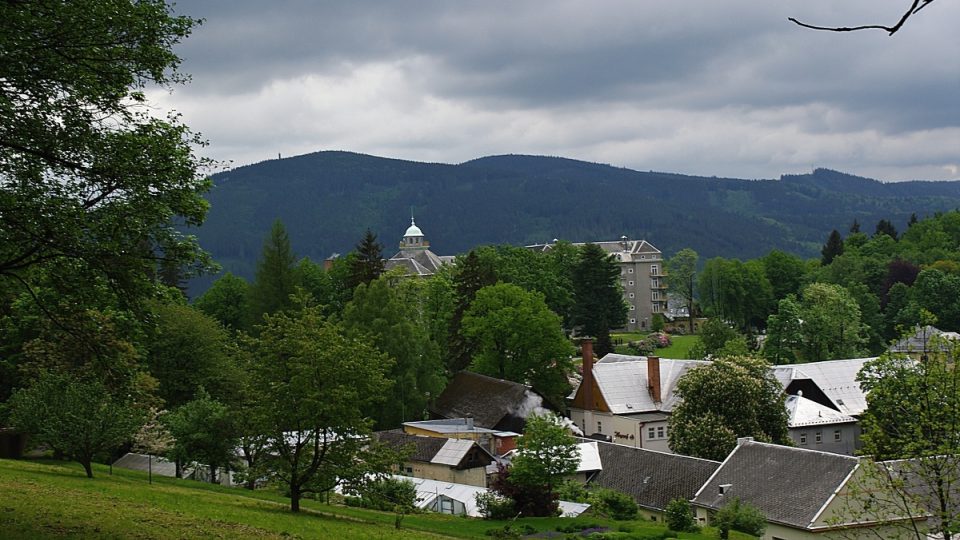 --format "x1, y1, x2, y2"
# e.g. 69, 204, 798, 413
597, 421, 602, 434
653, 303, 661, 313
651, 265, 659, 276
815, 431, 822, 444
630, 305, 636, 310
629, 292, 635, 298
631, 318, 637, 324
648, 427, 655, 439
652, 291, 660, 300
657, 426, 665, 439
628, 280, 634, 286
628, 268, 634, 273
800, 433, 807, 445
834, 430, 842, 442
